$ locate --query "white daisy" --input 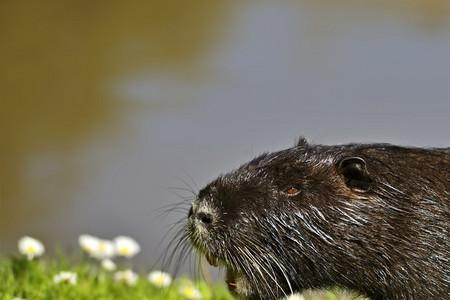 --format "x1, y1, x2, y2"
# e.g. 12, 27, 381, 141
101, 259, 117, 271
114, 269, 138, 286
92, 239, 115, 259
78, 234, 99, 254
148, 270, 172, 288
18, 236, 45, 260
114, 236, 141, 258
78, 234, 115, 259
78, 234, 115, 260
178, 284, 203, 300
285, 294, 305, 300
53, 271, 77, 285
